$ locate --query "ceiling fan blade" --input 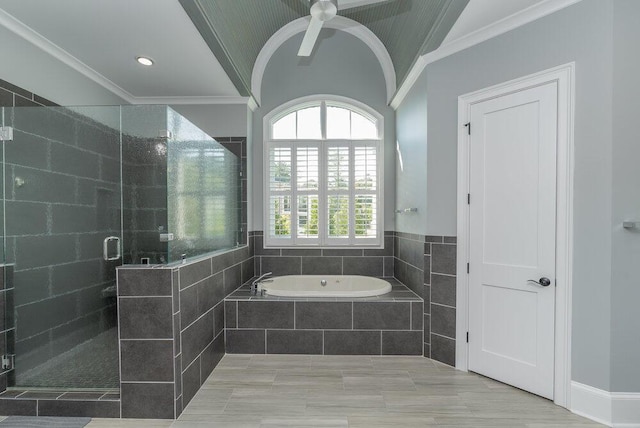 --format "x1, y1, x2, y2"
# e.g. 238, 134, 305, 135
338, 0, 389, 11
297, 16, 324, 56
